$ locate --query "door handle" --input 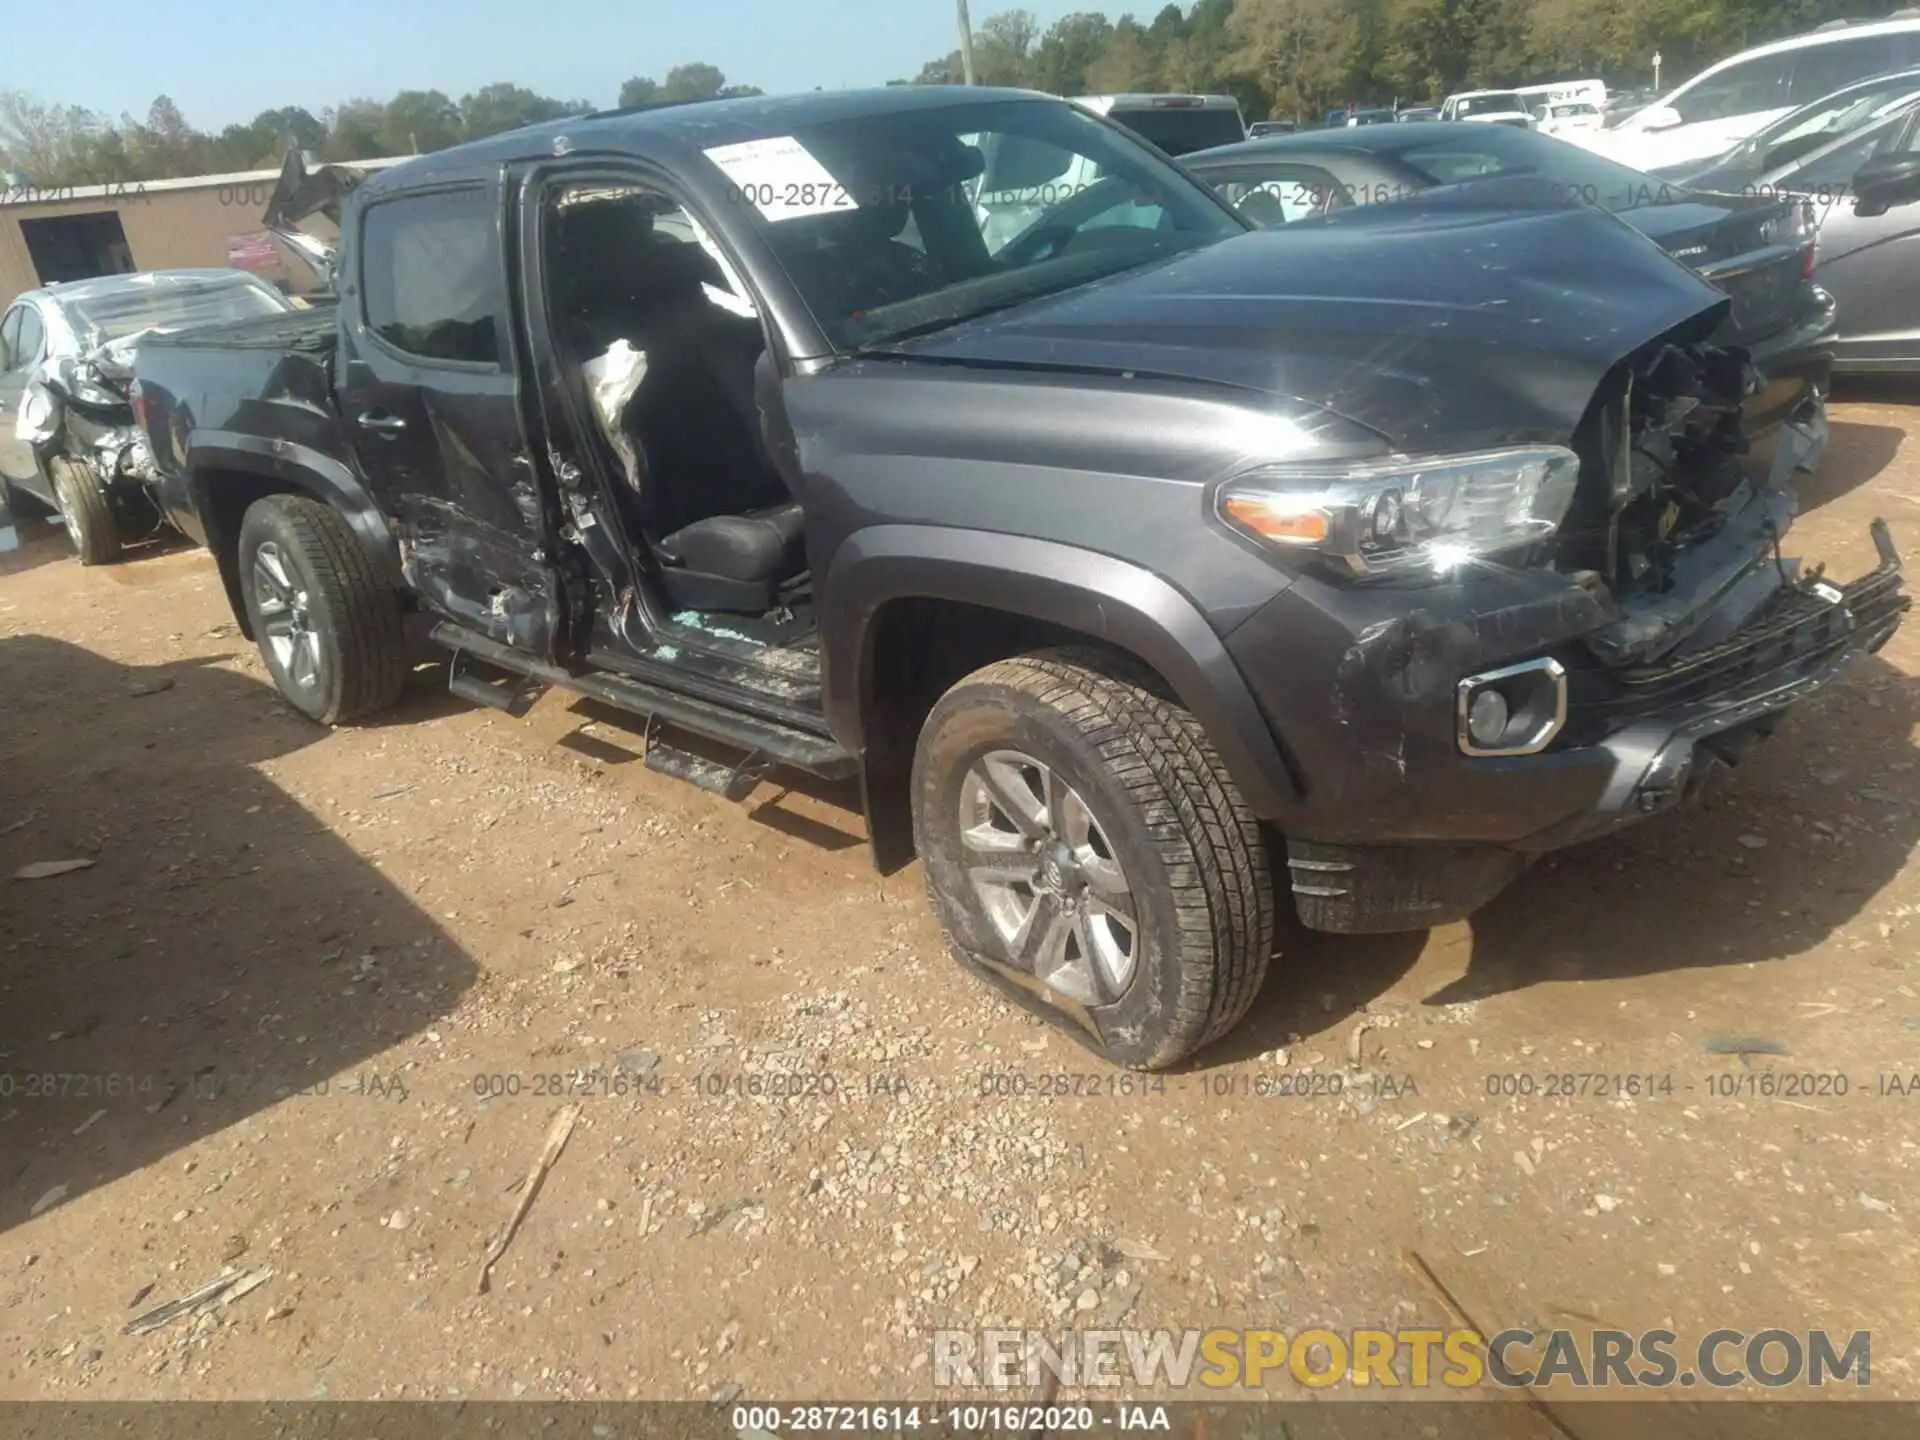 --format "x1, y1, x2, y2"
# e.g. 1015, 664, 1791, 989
357, 410, 407, 436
